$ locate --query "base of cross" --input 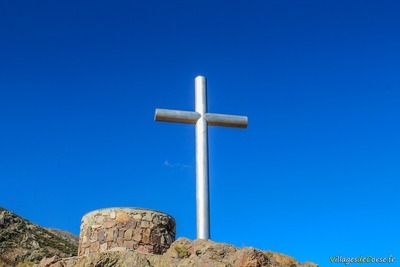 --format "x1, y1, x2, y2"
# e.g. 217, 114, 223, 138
78, 207, 176, 255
